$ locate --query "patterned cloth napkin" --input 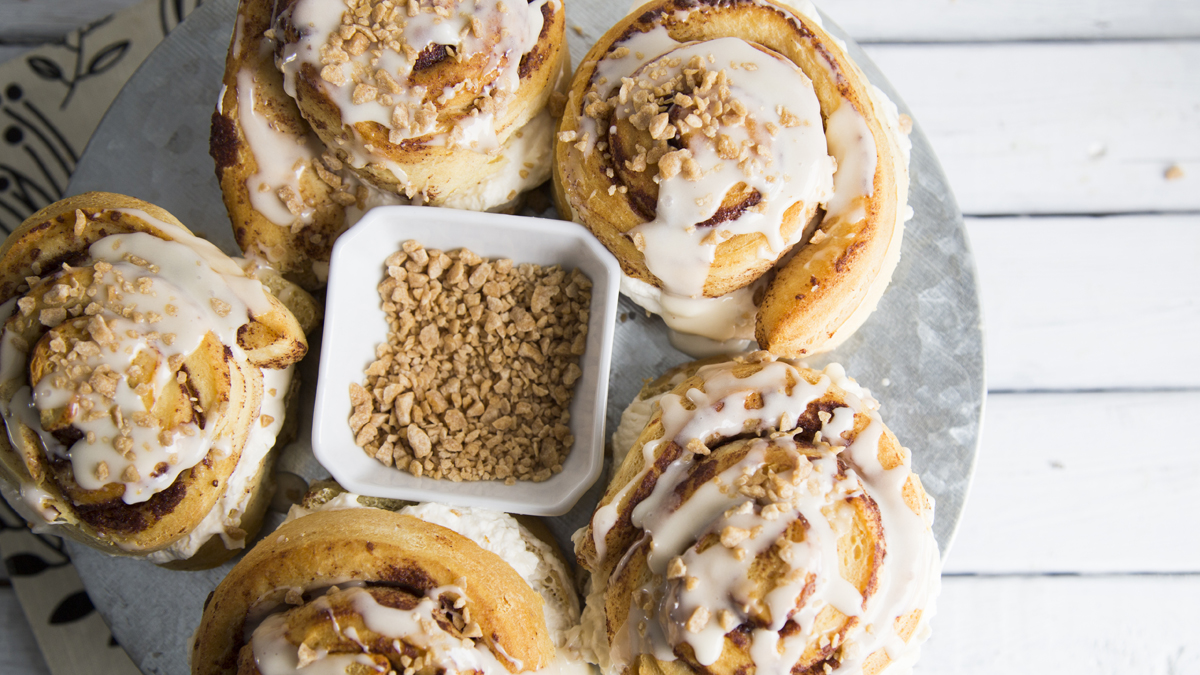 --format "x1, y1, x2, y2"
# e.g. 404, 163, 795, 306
0, 1, 201, 672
